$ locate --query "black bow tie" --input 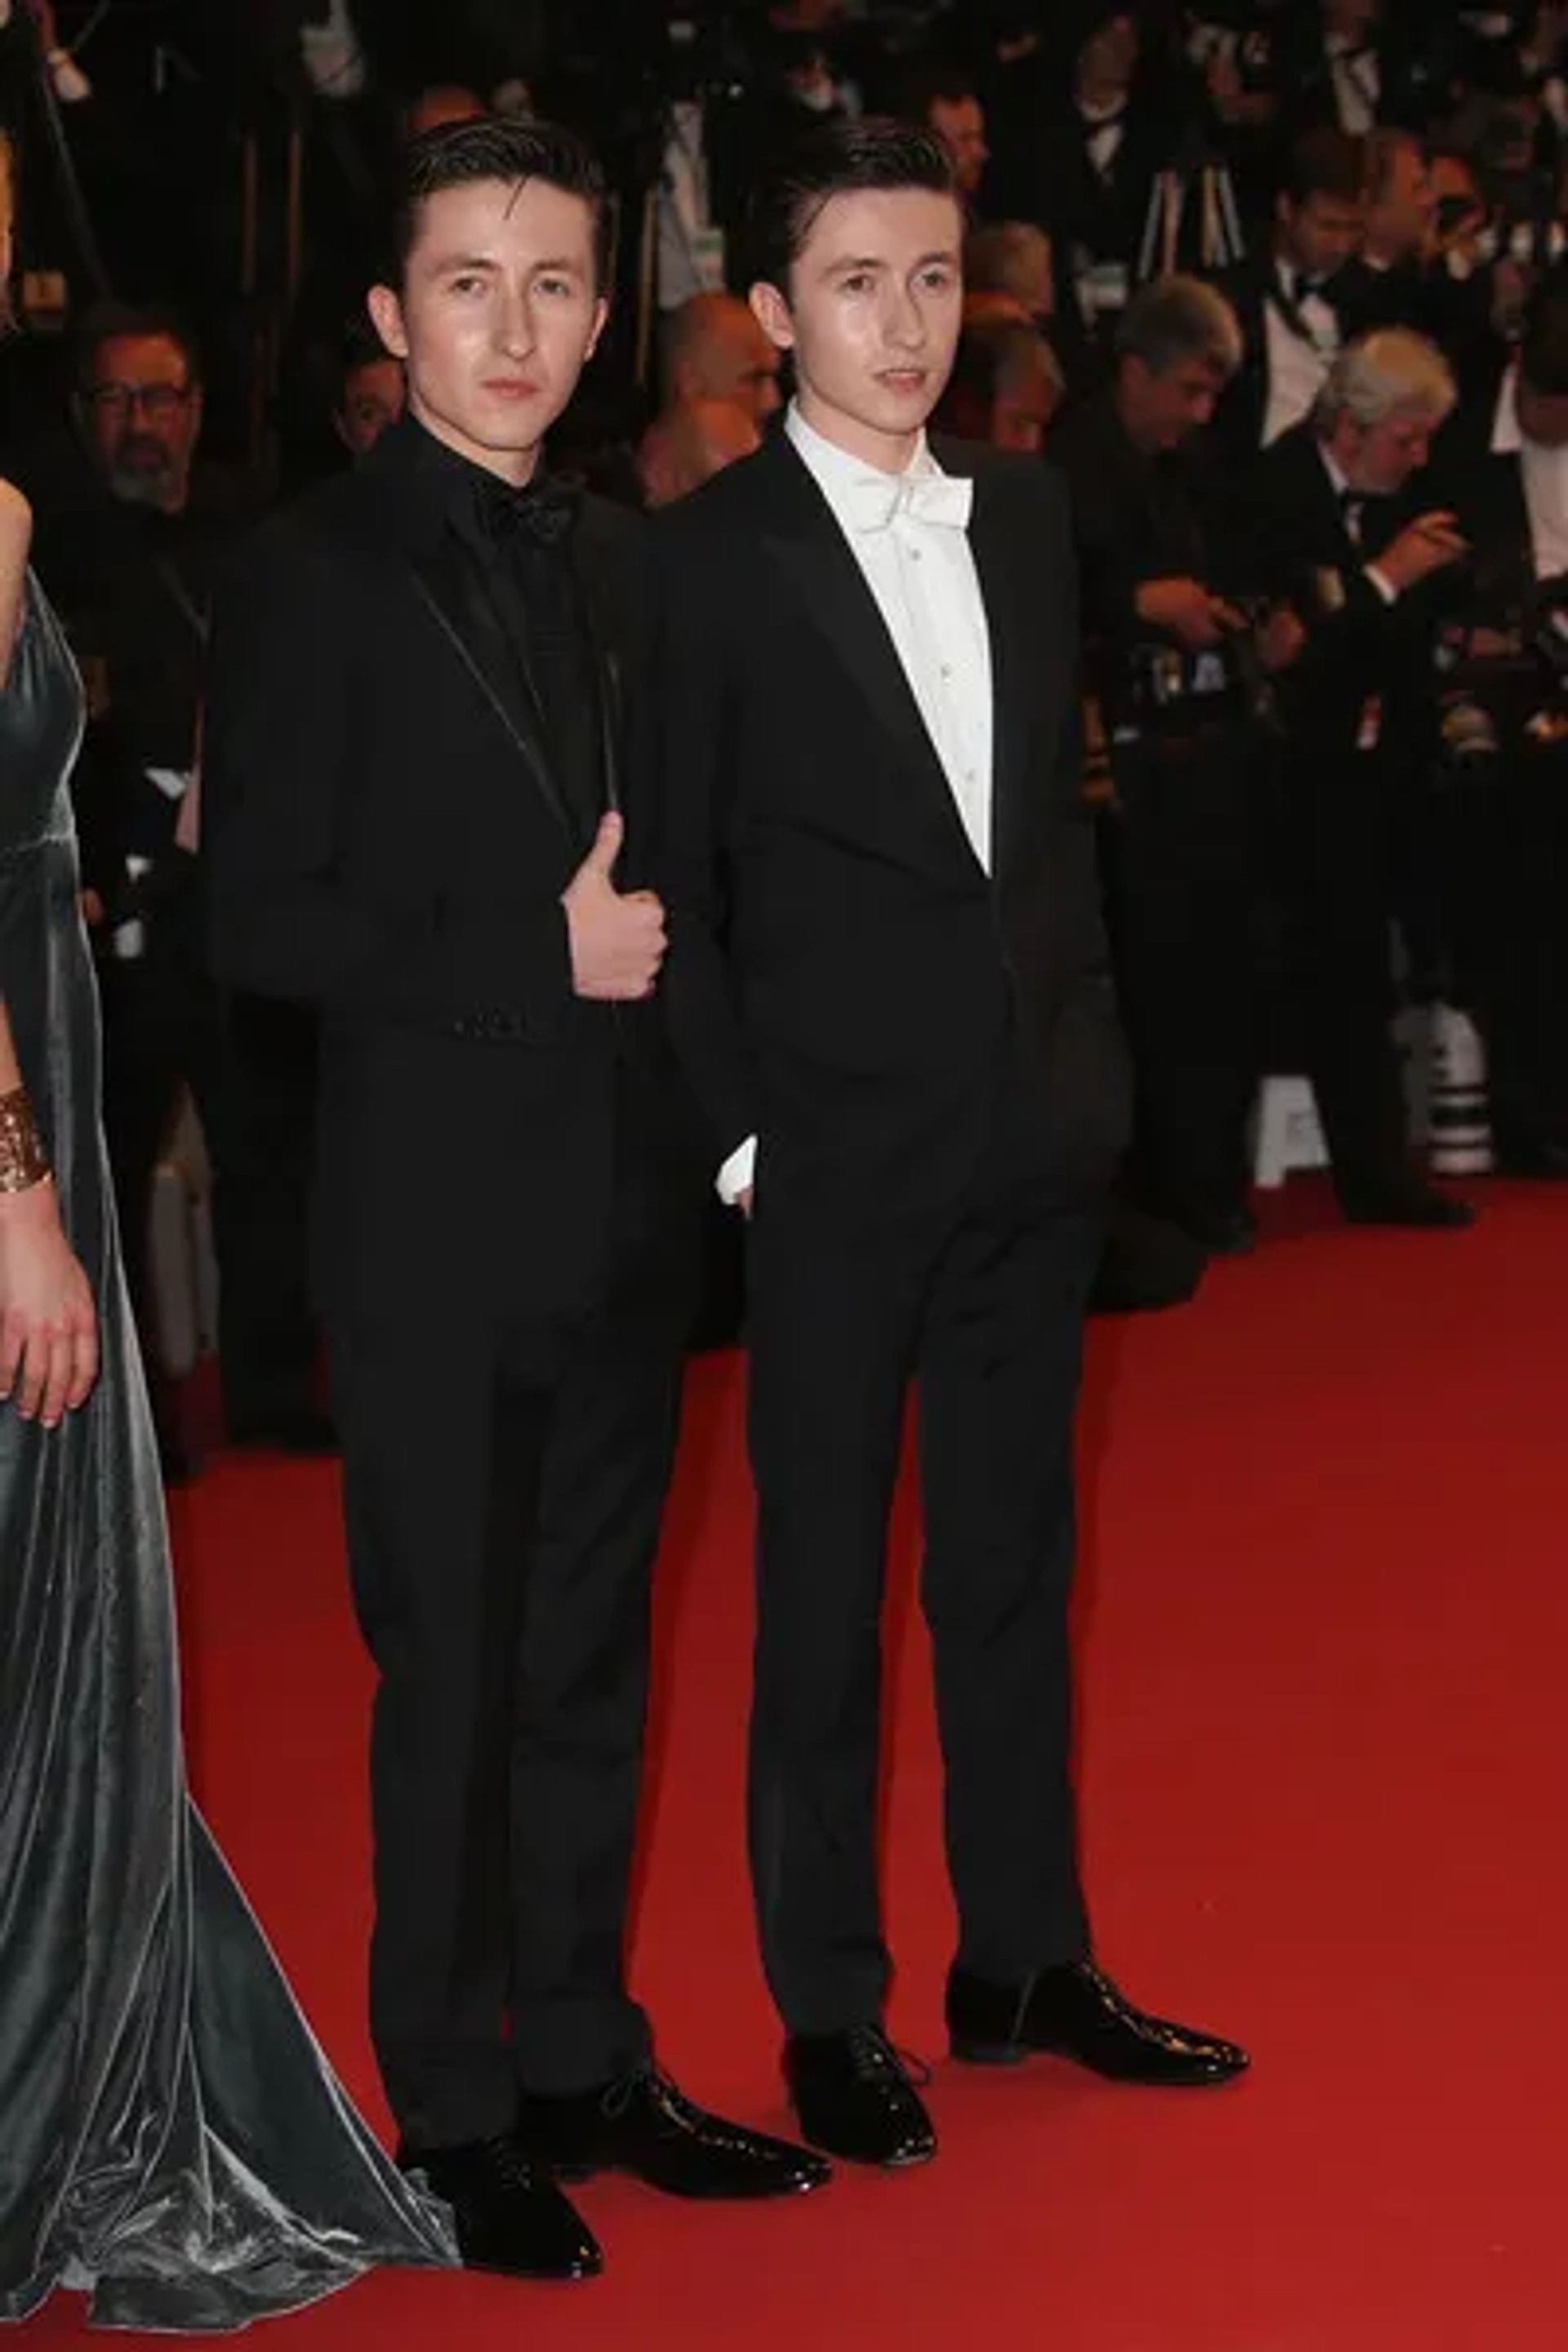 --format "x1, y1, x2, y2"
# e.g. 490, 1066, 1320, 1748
471, 473, 581, 550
